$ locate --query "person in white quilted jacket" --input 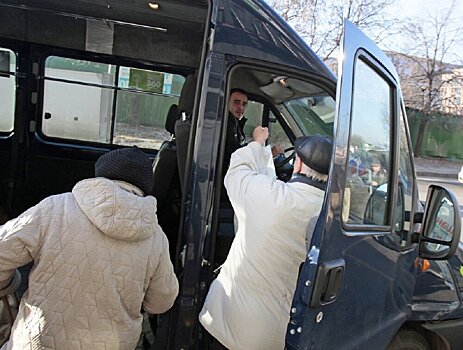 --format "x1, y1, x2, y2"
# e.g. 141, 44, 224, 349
199, 127, 332, 350
0, 146, 179, 350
